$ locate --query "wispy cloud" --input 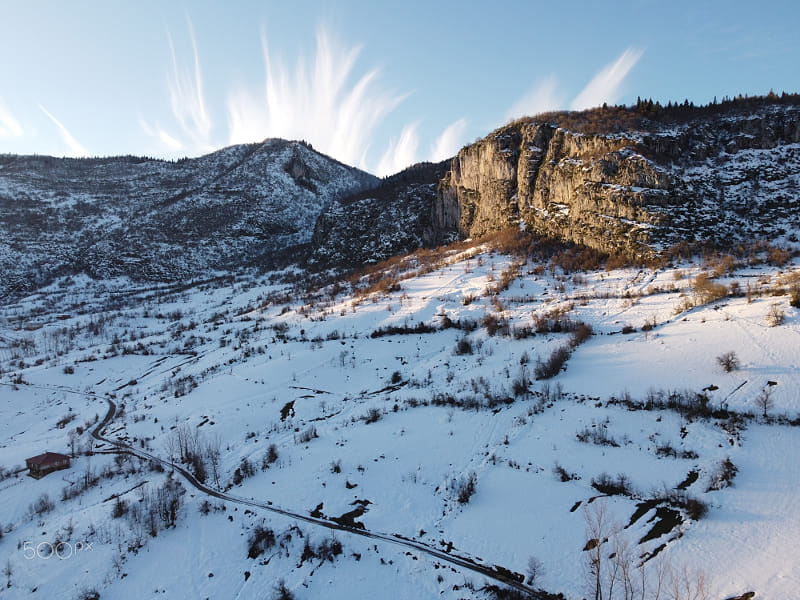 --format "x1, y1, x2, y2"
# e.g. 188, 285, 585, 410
376, 122, 420, 176
0, 98, 23, 138
506, 75, 565, 120
141, 18, 213, 155
506, 47, 644, 121
227, 27, 407, 171
138, 115, 183, 151
39, 105, 88, 157
165, 19, 213, 152
570, 47, 644, 111
430, 118, 468, 163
